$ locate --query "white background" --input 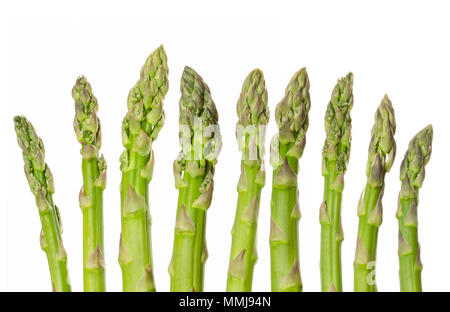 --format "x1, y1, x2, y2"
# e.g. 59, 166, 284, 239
1, 0, 449, 292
